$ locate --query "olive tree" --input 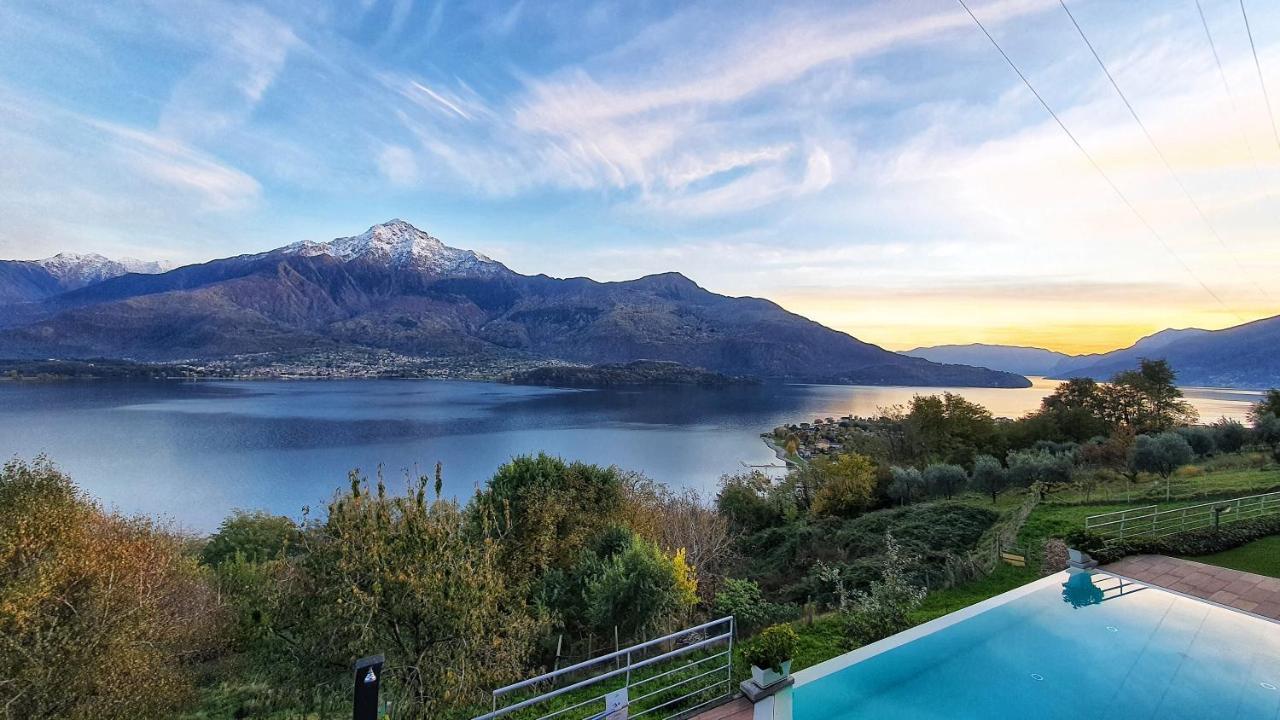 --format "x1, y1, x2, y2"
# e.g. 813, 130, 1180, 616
969, 455, 1007, 503
922, 463, 967, 499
